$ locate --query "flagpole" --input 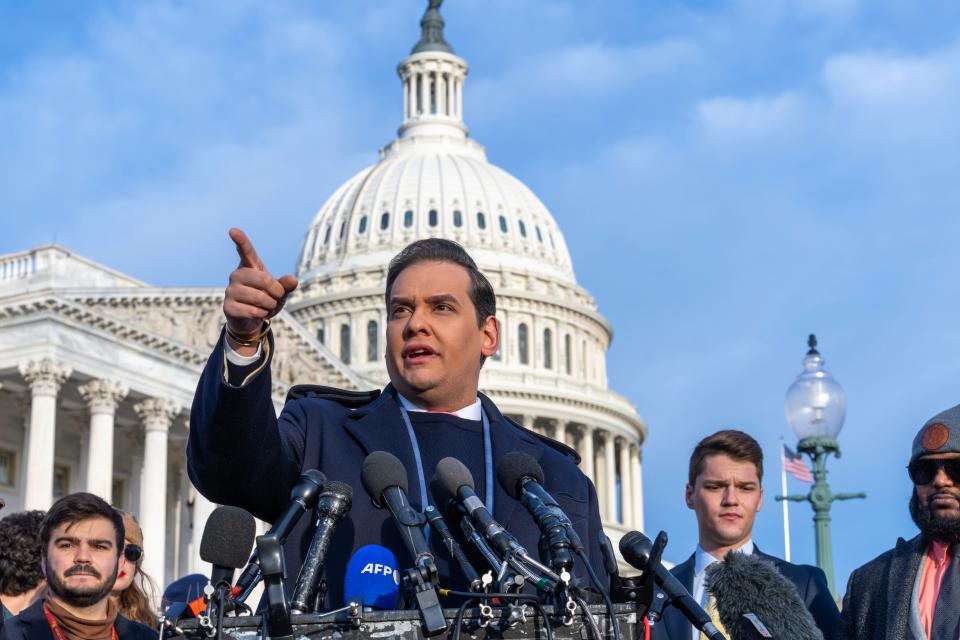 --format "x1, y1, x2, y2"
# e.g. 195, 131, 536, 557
780, 438, 792, 562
